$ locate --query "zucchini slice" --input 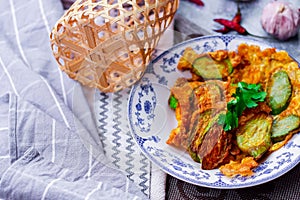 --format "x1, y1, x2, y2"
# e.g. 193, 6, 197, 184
236, 113, 272, 159
188, 110, 214, 162
193, 54, 232, 80
271, 115, 300, 142
205, 81, 224, 102
195, 81, 224, 106
187, 82, 226, 162
189, 111, 218, 150
224, 59, 233, 74
197, 111, 232, 170
188, 148, 200, 163
267, 70, 292, 115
